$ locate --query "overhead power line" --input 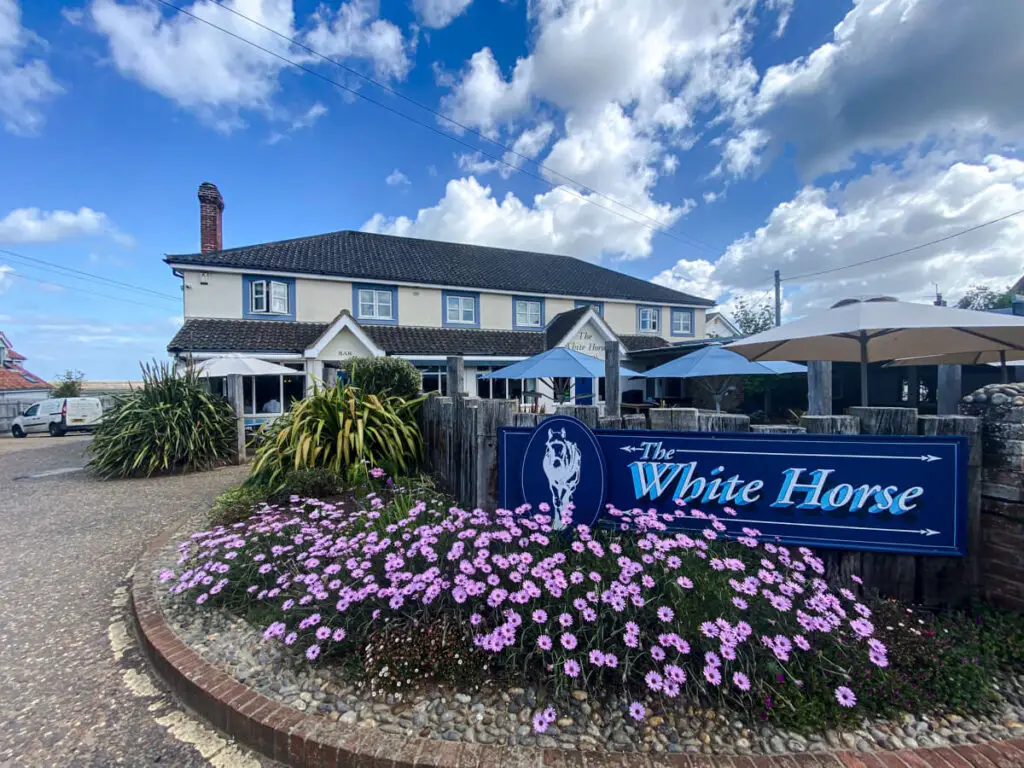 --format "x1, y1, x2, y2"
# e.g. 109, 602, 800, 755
0, 247, 179, 302
781, 208, 1024, 283
5, 271, 178, 311
154, 0, 721, 256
